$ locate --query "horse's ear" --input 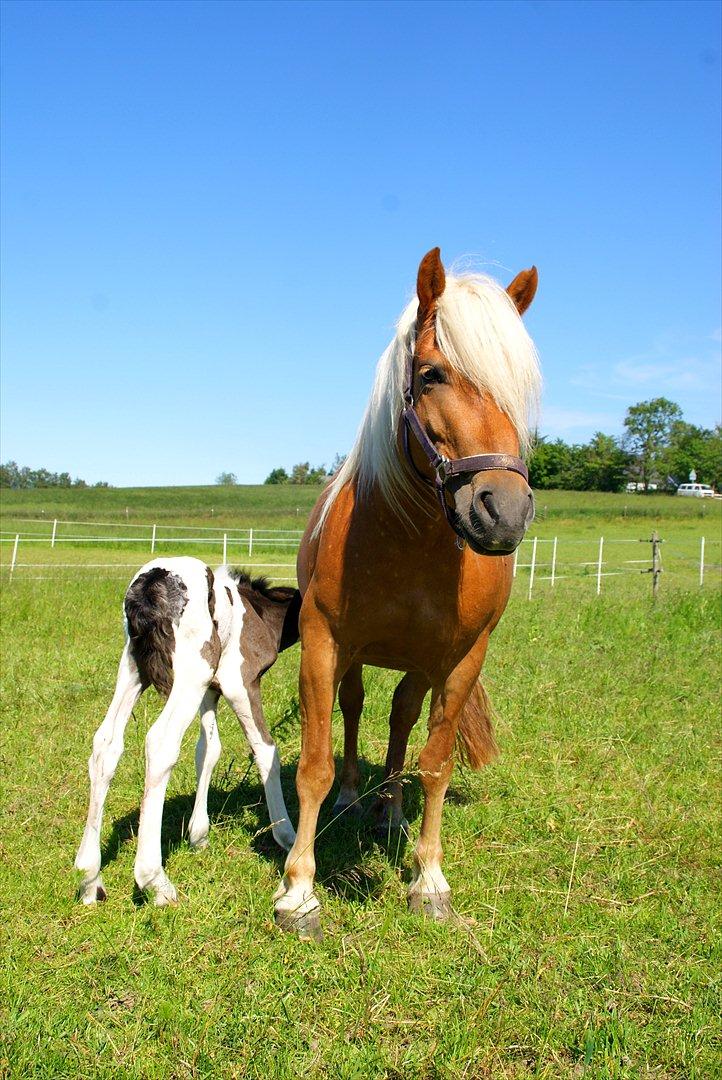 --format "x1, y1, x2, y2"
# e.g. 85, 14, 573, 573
507, 266, 538, 315
417, 247, 446, 313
